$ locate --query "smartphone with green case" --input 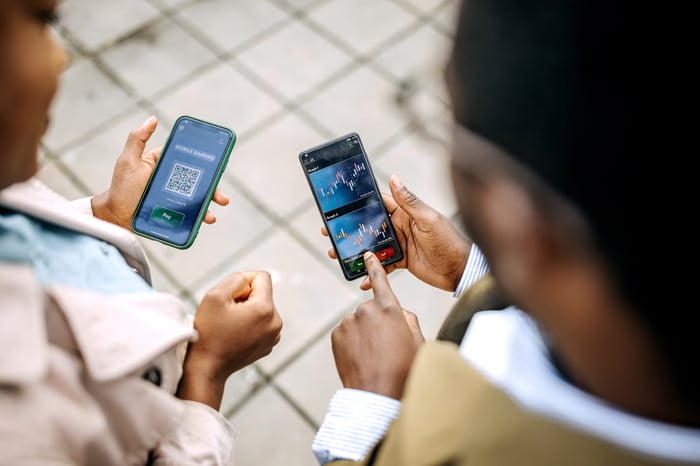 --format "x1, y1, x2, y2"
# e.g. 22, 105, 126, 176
131, 115, 236, 249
